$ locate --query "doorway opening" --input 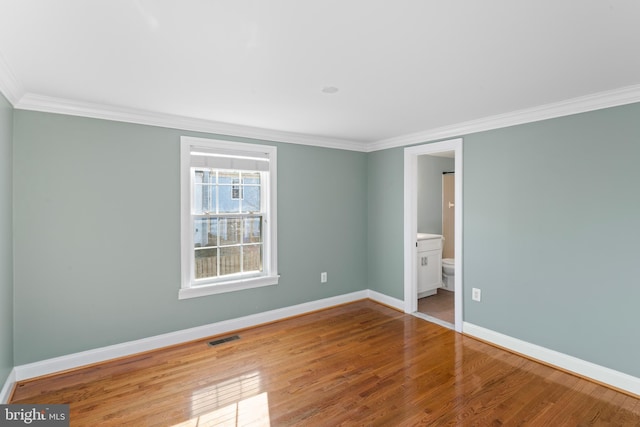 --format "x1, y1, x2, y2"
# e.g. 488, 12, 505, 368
403, 139, 463, 332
